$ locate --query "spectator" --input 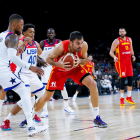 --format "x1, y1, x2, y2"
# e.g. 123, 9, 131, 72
136, 74, 140, 91
95, 68, 102, 76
